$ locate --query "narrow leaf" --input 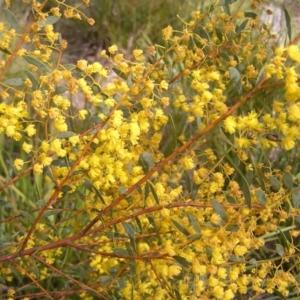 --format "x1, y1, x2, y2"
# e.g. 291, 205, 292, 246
145, 182, 150, 200
244, 12, 257, 18
173, 255, 190, 267
20, 211, 32, 221
149, 182, 160, 204
2, 78, 23, 86
57, 131, 76, 139
186, 213, 201, 233
4, 8, 21, 33
139, 152, 154, 173
276, 244, 284, 257
221, 5, 230, 15
242, 178, 251, 208
229, 67, 242, 94
283, 172, 293, 189
171, 219, 190, 236
270, 176, 281, 191
215, 28, 223, 42
292, 187, 300, 208
24, 55, 50, 72
38, 16, 60, 27
211, 199, 227, 221
122, 222, 136, 253
0, 47, 11, 55
113, 248, 129, 256
26, 70, 39, 89
236, 19, 248, 33
146, 214, 156, 230
255, 189, 267, 206
220, 51, 230, 61
284, 9, 292, 43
